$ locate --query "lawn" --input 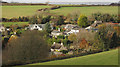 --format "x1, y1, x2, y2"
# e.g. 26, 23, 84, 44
1, 22, 29, 27
2, 5, 51, 18
17, 49, 118, 66
50, 6, 118, 16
